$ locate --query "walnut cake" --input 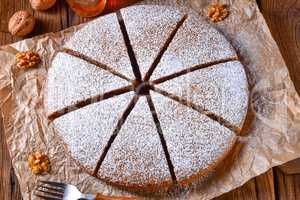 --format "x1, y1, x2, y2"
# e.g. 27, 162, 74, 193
44, 5, 249, 191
